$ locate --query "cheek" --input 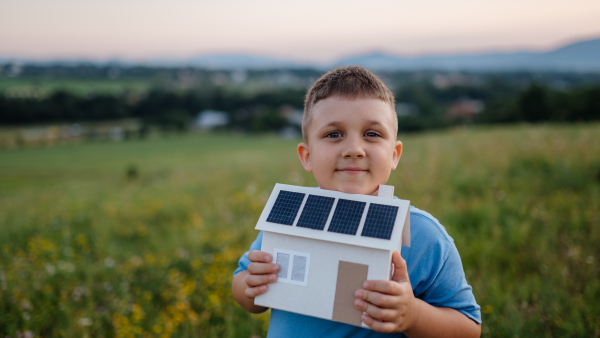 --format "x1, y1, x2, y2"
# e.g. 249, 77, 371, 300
370, 147, 394, 171
313, 154, 335, 174
311, 144, 337, 168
